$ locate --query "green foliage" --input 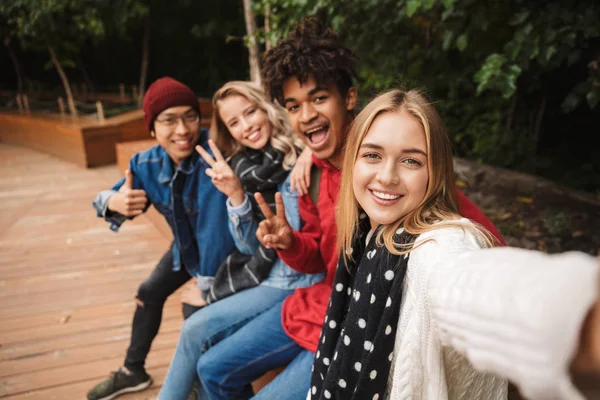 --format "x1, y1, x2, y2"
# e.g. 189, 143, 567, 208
250, 0, 599, 112
473, 1, 600, 108
475, 54, 522, 99
148, 0, 247, 96
100, 0, 148, 38
1, 0, 597, 191
249, 0, 600, 192
562, 55, 600, 112
0, 0, 147, 68
3, 0, 104, 46
251, 0, 335, 47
